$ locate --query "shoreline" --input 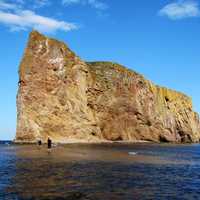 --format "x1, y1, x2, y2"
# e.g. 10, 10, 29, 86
12, 139, 198, 145
13, 139, 152, 145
